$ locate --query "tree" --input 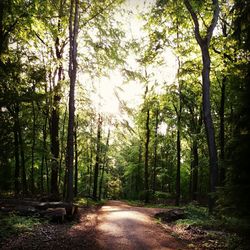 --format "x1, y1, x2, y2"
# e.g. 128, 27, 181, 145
93, 114, 102, 200
184, 0, 219, 212
66, 0, 79, 203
